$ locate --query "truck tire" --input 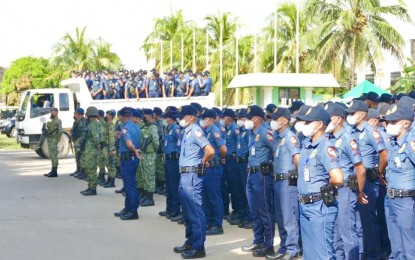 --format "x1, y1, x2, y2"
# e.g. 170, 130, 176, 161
40, 134, 70, 159
35, 148, 47, 158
